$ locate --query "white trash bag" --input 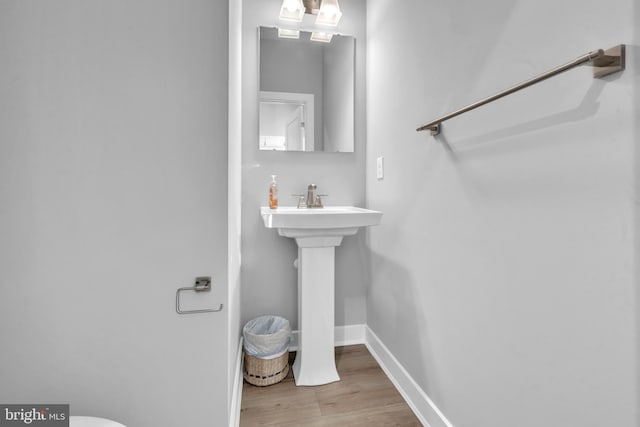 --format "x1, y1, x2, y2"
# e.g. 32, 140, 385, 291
243, 315, 291, 359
